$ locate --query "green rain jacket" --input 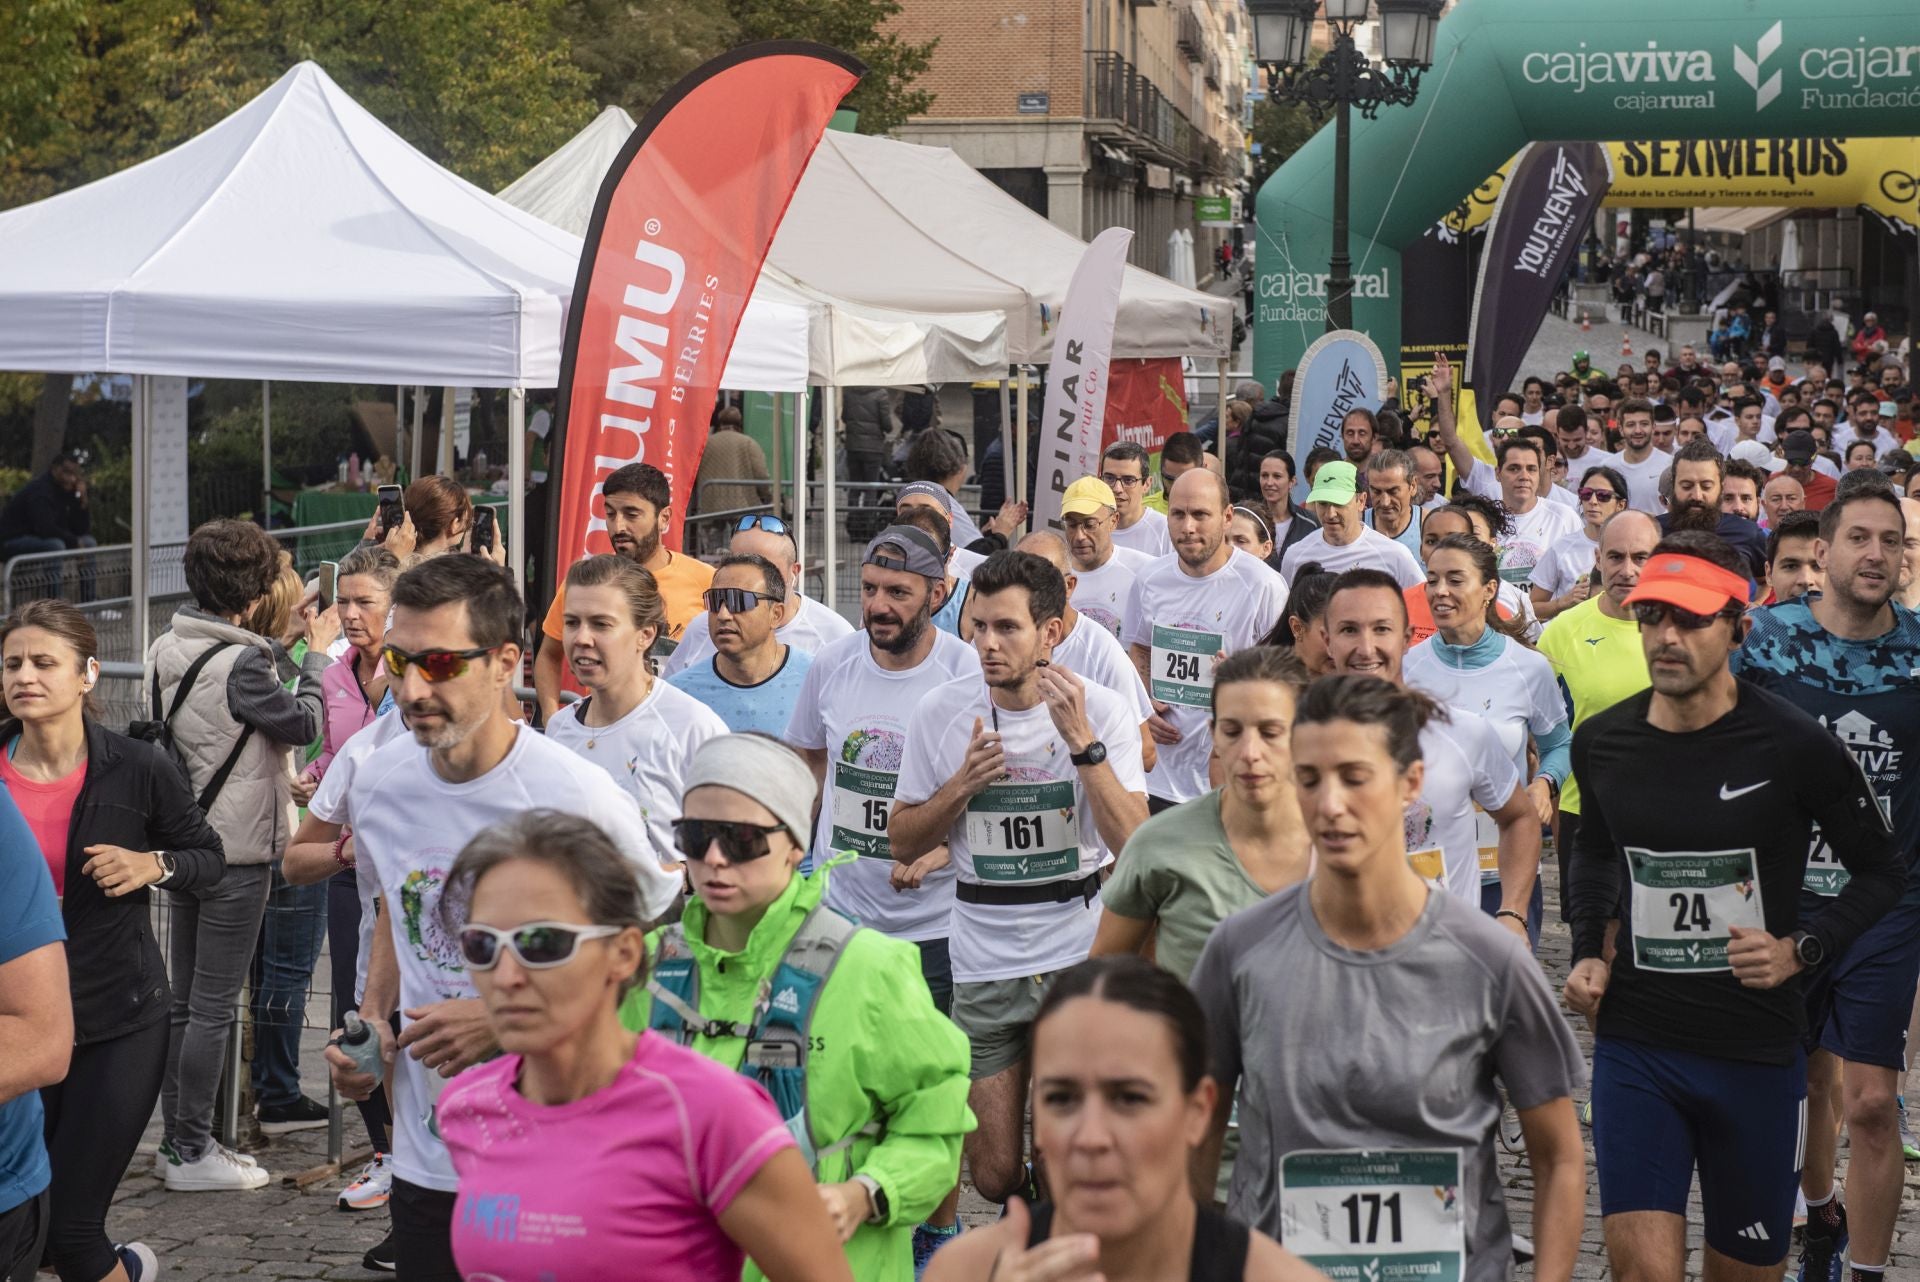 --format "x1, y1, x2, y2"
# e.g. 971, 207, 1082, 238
619, 865, 974, 1282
